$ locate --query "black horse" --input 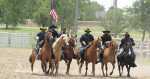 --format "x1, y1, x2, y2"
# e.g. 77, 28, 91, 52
117, 41, 136, 77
